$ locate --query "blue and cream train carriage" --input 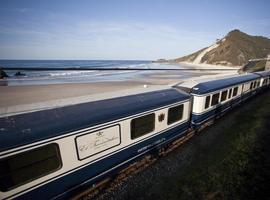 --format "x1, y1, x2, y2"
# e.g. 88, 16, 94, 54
0, 87, 191, 199
255, 70, 270, 90
0, 71, 269, 199
189, 73, 262, 129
